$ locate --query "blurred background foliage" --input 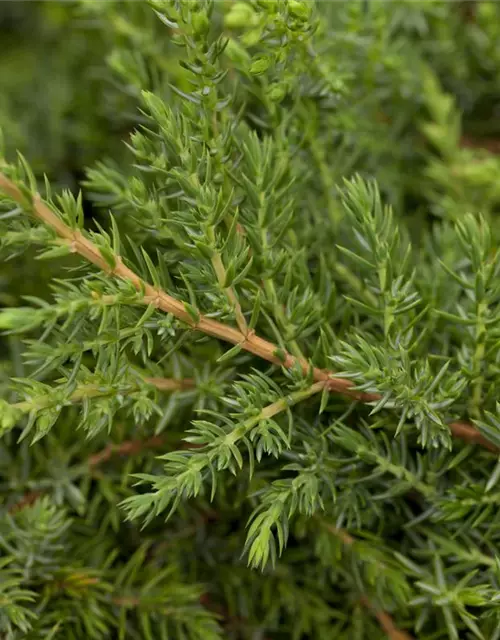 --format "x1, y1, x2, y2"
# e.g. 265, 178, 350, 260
1, 1, 500, 214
